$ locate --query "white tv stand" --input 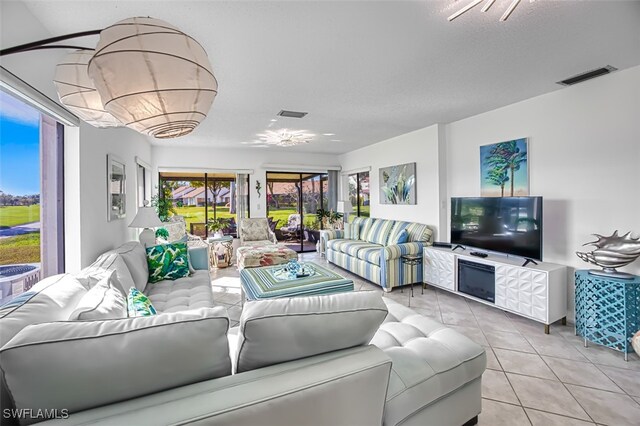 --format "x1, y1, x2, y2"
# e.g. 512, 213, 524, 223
423, 246, 567, 334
